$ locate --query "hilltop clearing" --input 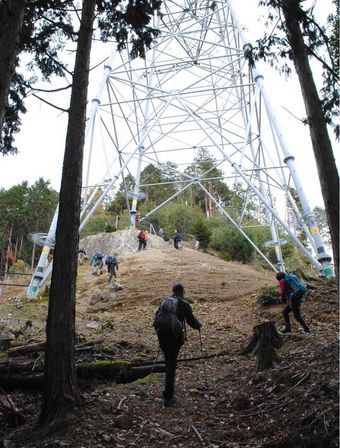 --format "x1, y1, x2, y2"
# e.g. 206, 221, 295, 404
0, 234, 338, 448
